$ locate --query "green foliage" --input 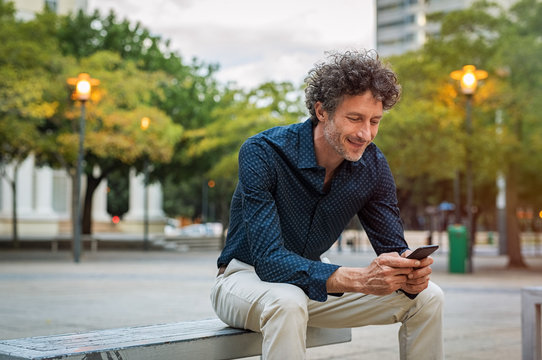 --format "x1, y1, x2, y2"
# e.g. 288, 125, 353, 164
0, 1, 309, 223
56, 8, 184, 73
378, 52, 461, 182
162, 176, 200, 219
162, 81, 306, 219
0, 4, 194, 233
4, 0, 540, 232
0, 0, 61, 168
52, 8, 227, 220
106, 167, 129, 217
35, 50, 183, 176
378, 0, 542, 232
